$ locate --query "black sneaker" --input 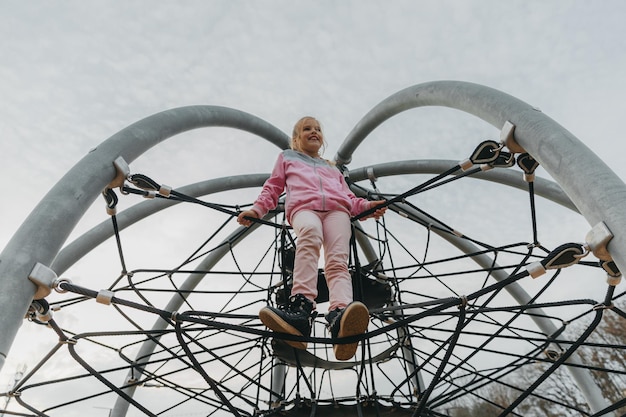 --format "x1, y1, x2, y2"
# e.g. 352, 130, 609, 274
325, 301, 369, 360
259, 294, 315, 350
